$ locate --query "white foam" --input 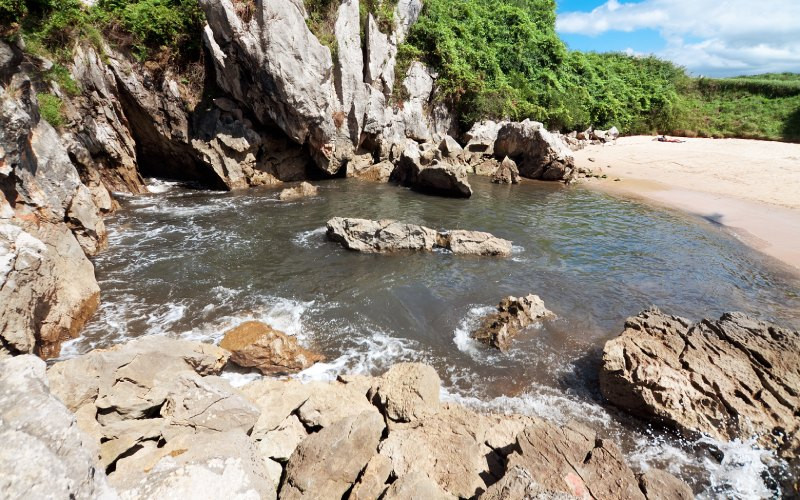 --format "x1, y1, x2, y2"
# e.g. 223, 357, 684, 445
145, 303, 187, 334
694, 436, 781, 499
145, 179, 181, 194
292, 227, 327, 249
453, 305, 497, 359
296, 331, 420, 383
